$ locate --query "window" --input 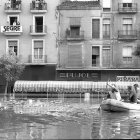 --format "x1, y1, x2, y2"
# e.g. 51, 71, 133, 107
33, 16, 44, 33
92, 46, 100, 67
33, 40, 43, 61
102, 46, 111, 67
69, 17, 81, 38
103, 19, 110, 39
7, 40, 18, 56
122, 0, 132, 8
103, 0, 111, 11
123, 18, 132, 35
70, 26, 80, 37
92, 19, 100, 39
67, 44, 82, 68
122, 46, 132, 64
8, 15, 19, 25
